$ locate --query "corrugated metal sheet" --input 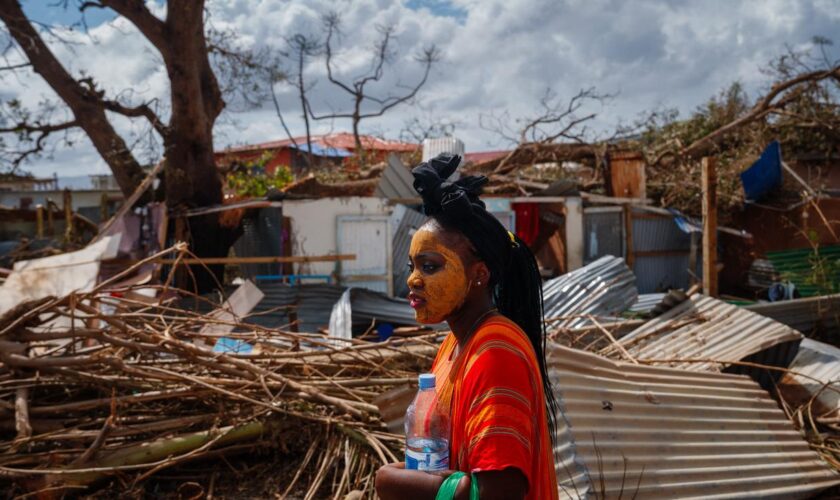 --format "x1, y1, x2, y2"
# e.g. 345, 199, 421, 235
422, 137, 465, 162
549, 344, 840, 499
745, 294, 840, 336
779, 338, 840, 420
628, 293, 668, 314
543, 255, 638, 330
607, 294, 803, 378
764, 245, 840, 297
181, 283, 420, 334
390, 204, 427, 298
631, 208, 699, 293
375, 154, 417, 200
632, 209, 690, 252
633, 255, 697, 293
